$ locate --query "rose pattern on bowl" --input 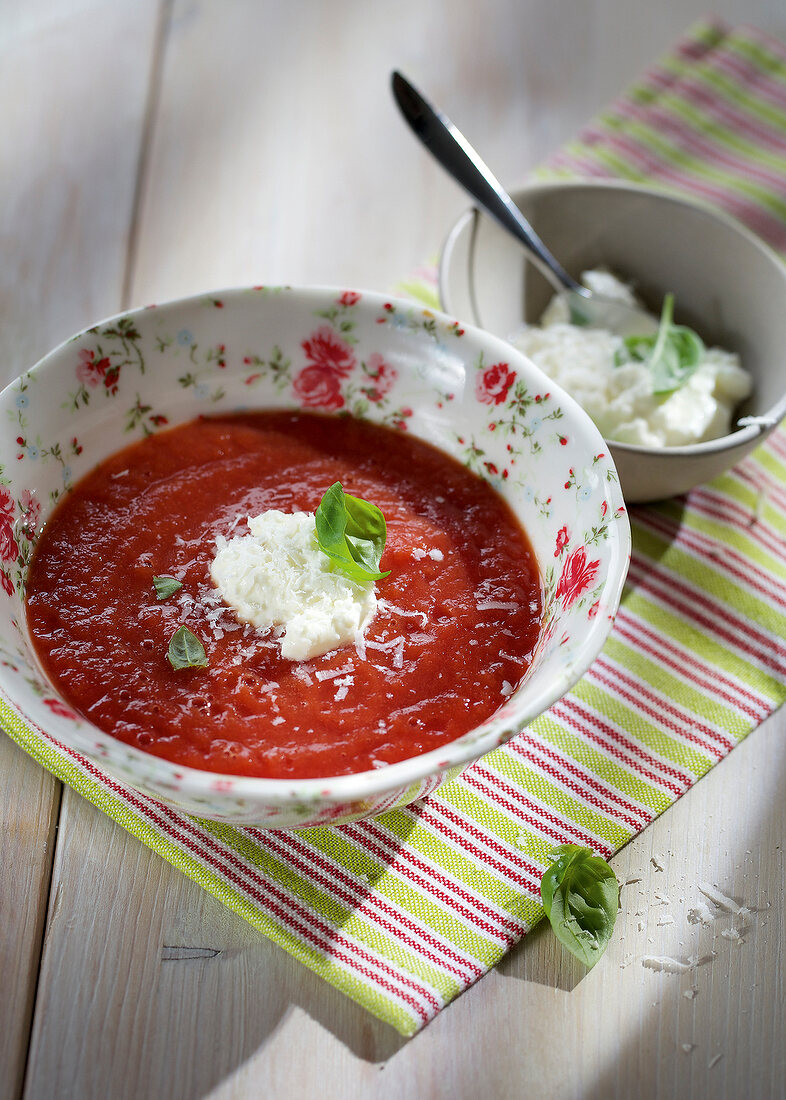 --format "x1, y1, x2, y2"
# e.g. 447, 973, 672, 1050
243, 296, 420, 428
0, 481, 47, 599
0, 286, 630, 826
67, 316, 147, 407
